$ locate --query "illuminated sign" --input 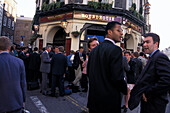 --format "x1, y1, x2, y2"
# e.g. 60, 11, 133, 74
40, 12, 73, 23
123, 18, 142, 33
74, 12, 122, 23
